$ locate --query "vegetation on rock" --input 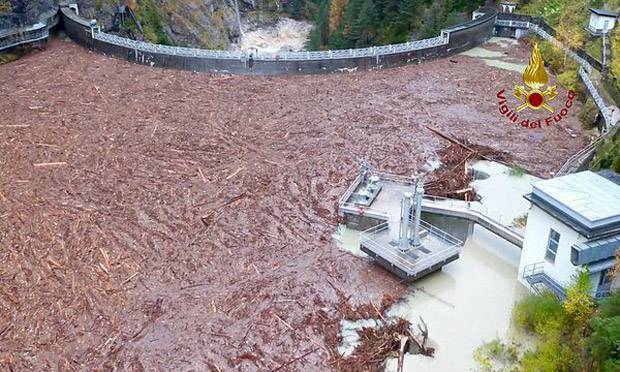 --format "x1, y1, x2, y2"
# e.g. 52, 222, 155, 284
476, 270, 620, 371
592, 130, 620, 173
